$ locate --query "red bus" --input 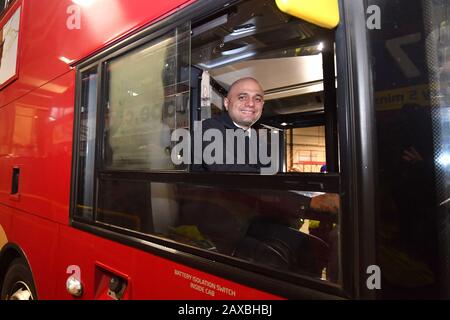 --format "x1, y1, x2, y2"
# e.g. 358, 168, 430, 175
0, 0, 449, 300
